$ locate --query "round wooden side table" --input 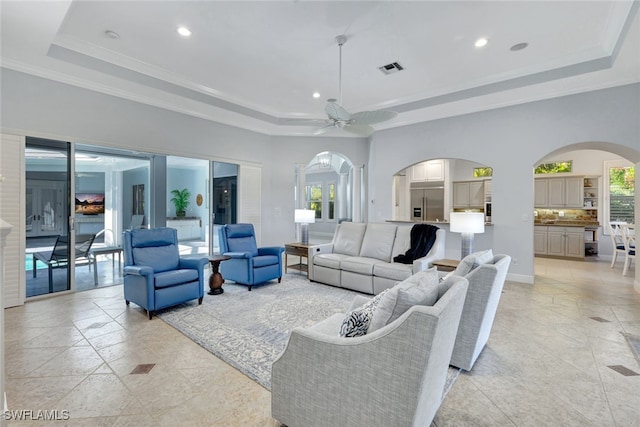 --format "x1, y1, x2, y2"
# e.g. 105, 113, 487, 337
208, 255, 231, 295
